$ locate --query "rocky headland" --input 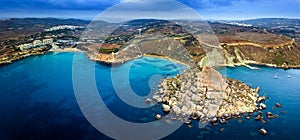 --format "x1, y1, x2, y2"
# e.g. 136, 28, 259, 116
0, 46, 51, 65
152, 66, 263, 125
